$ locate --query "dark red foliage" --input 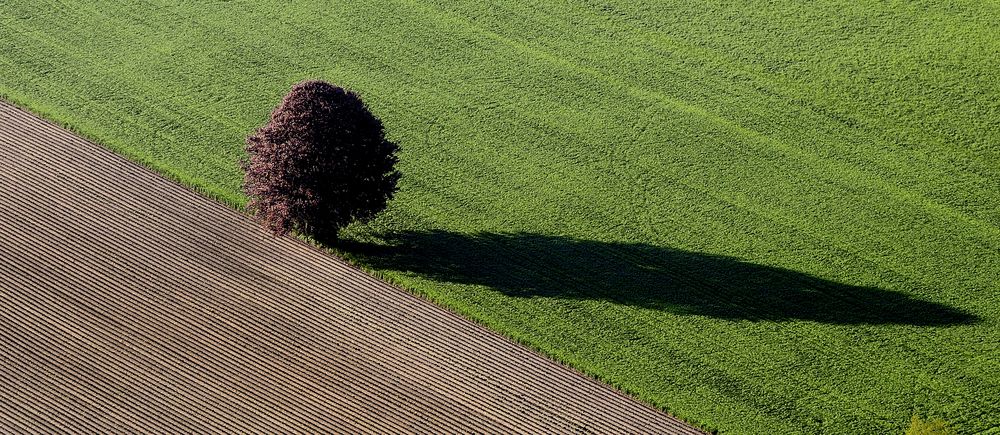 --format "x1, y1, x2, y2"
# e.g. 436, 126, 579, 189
243, 80, 400, 241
